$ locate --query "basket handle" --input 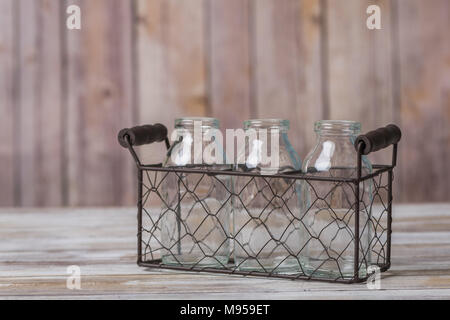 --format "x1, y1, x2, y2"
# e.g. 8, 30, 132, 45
118, 124, 168, 148
354, 124, 401, 155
